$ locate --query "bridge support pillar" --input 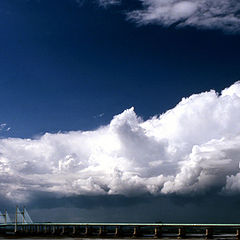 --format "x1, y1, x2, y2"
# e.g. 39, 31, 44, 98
154, 227, 162, 238
205, 228, 213, 239
236, 229, 240, 239
115, 226, 122, 237
84, 226, 91, 236
98, 226, 105, 237
52, 226, 55, 234
72, 226, 76, 235
132, 226, 141, 238
178, 228, 185, 239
